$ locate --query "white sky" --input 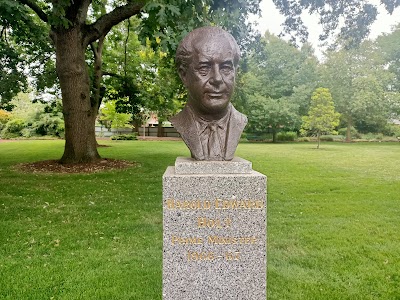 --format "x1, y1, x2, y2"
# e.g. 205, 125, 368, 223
251, 0, 400, 58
